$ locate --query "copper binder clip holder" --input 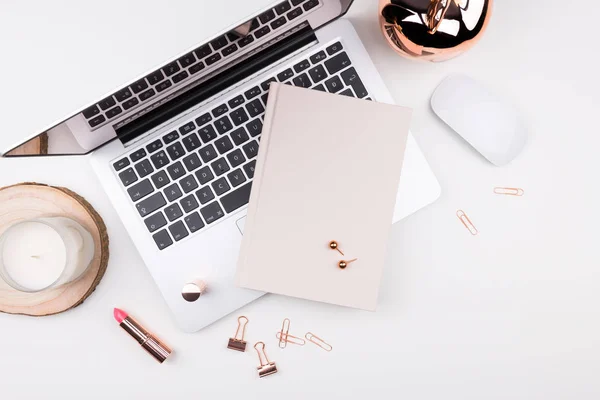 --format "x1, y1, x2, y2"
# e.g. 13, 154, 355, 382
254, 342, 278, 378
227, 316, 249, 352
